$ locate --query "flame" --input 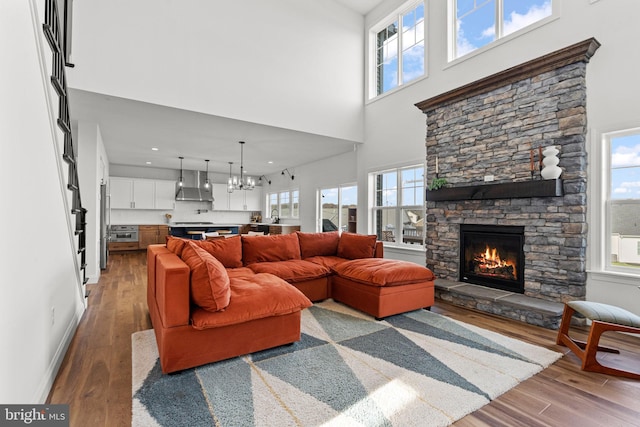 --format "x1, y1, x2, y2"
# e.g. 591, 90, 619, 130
473, 245, 516, 279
